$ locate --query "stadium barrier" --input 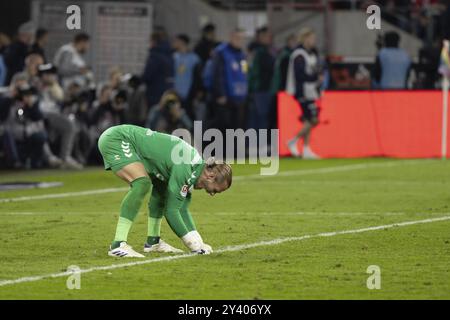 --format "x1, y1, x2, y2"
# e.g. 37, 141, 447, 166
278, 91, 449, 158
